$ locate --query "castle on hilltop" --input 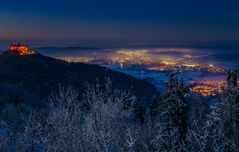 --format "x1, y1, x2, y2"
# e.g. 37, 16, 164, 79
8, 43, 35, 55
